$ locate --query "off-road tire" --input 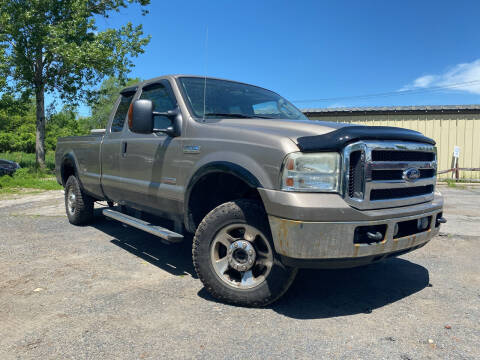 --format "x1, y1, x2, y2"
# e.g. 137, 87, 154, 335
192, 199, 297, 307
64, 175, 94, 225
